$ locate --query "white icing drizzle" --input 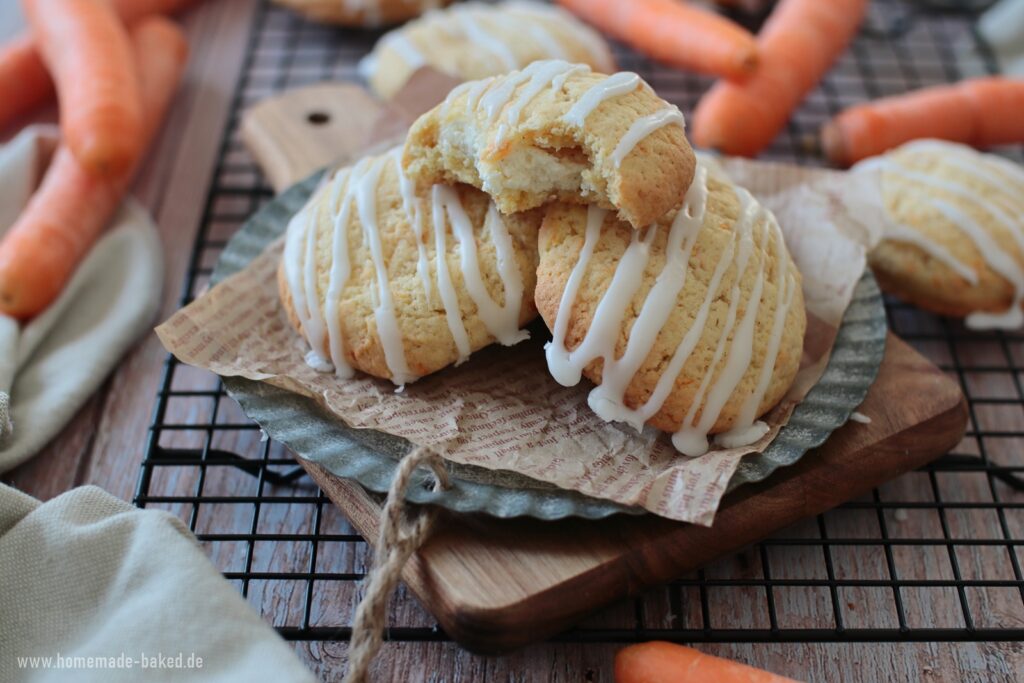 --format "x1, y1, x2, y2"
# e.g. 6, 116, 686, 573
436, 187, 528, 345
452, 8, 518, 71
393, 150, 433, 301
563, 71, 641, 128
286, 148, 530, 383
611, 107, 686, 168
850, 411, 872, 424
544, 158, 792, 456
361, 1, 615, 84
430, 185, 473, 364
355, 156, 417, 386
494, 60, 580, 144
673, 191, 766, 457
282, 194, 335, 373
382, 33, 425, 71
479, 67, 534, 122
434, 59, 682, 174
502, 1, 615, 72
304, 350, 334, 374
930, 197, 1024, 330
465, 77, 495, 114
586, 164, 710, 430
718, 229, 797, 449
324, 165, 358, 377
885, 222, 978, 285
545, 204, 607, 387
861, 143, 1024, 330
